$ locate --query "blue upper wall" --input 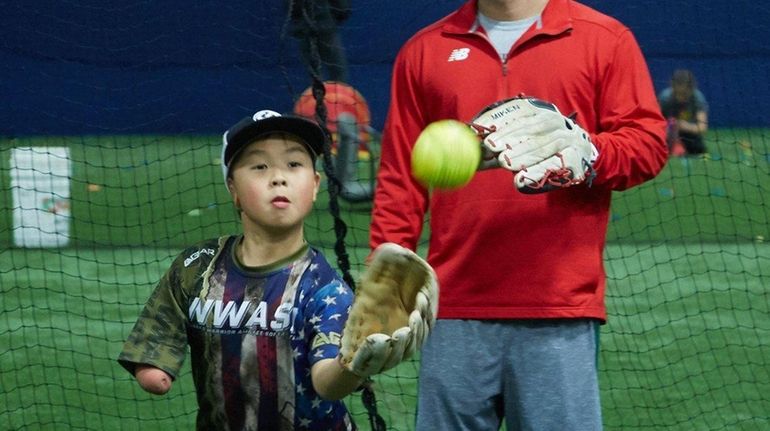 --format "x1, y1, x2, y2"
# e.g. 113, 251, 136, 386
1, 0, 768, 136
